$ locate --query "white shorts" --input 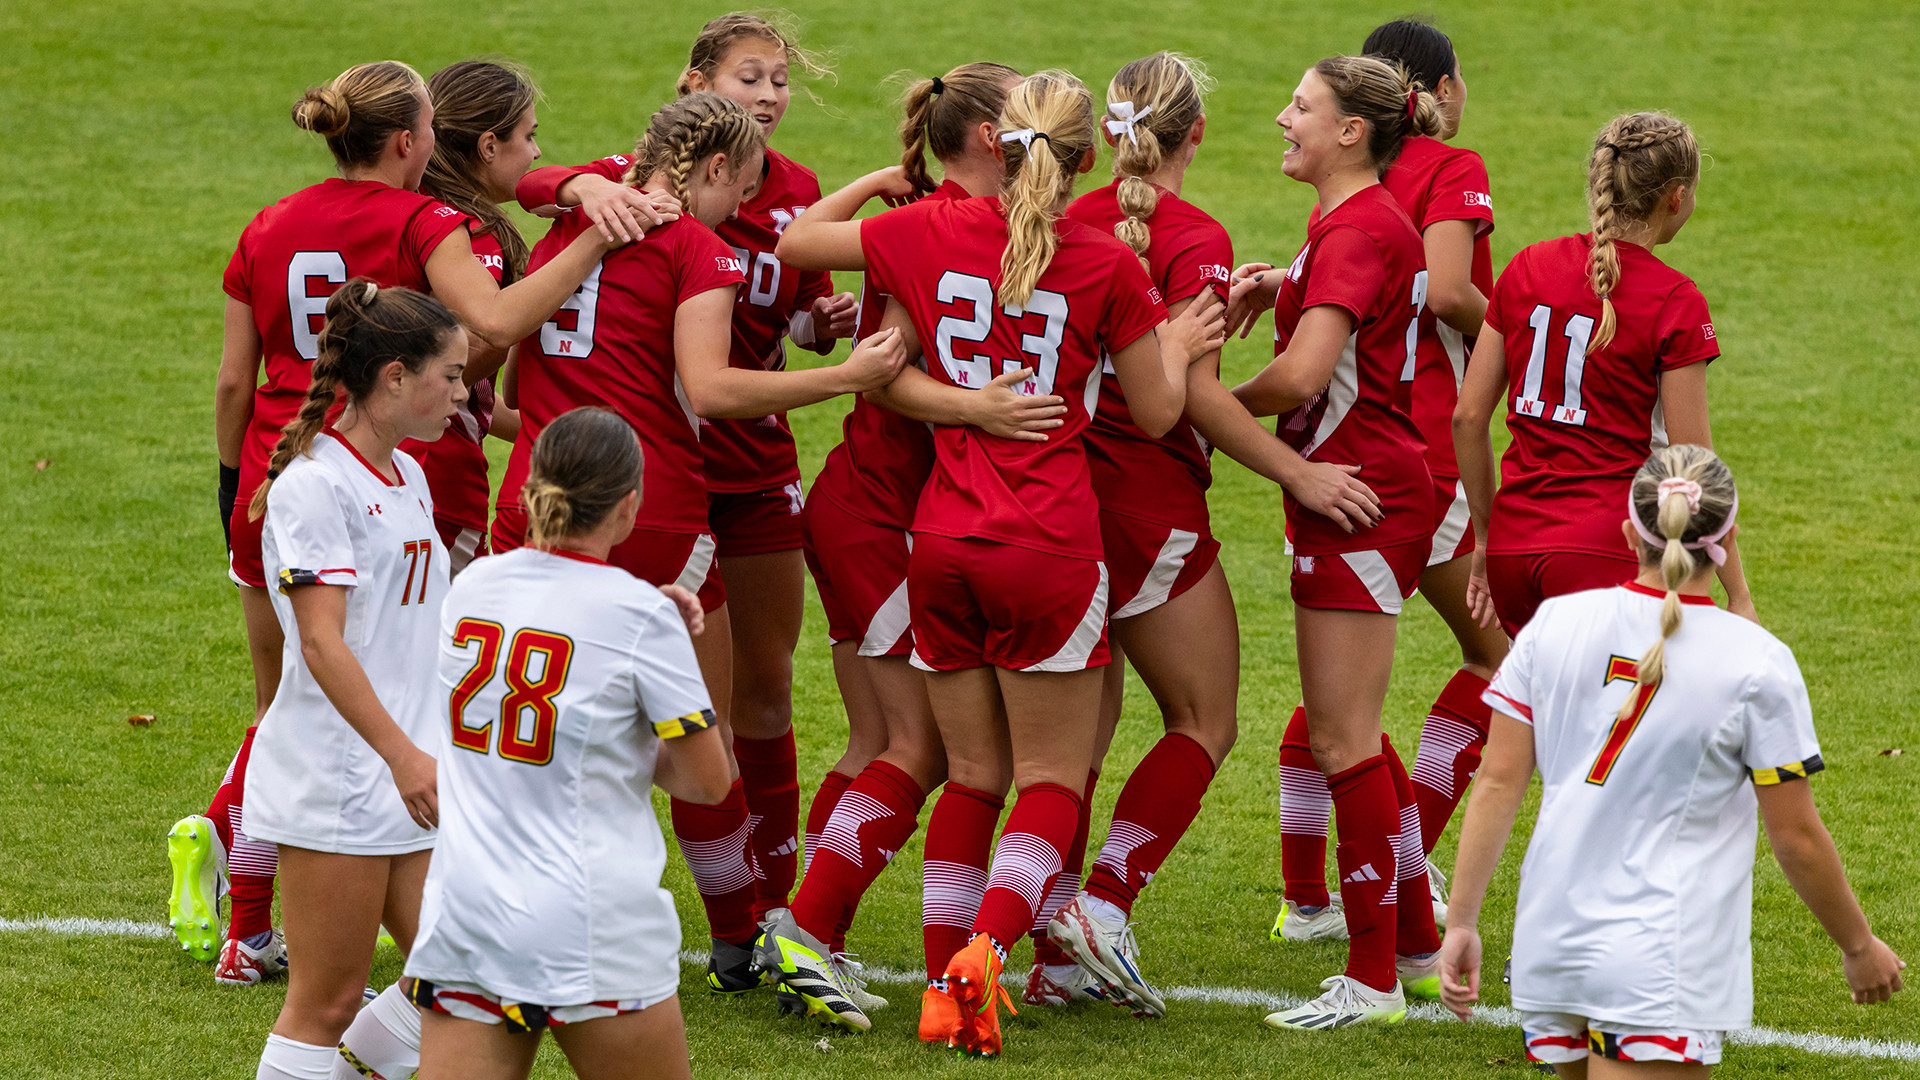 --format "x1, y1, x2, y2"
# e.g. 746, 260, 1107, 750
1521, 1011, 1724, 1065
